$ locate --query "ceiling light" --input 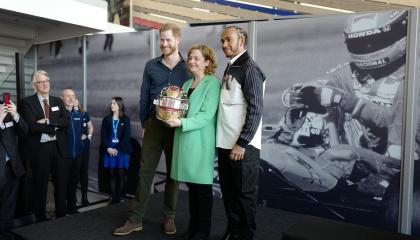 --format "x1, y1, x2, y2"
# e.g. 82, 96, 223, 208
149, 13, 187, 23
299, 3, 354, 13
193, 7, 210, 12
227, 0, 273, 9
